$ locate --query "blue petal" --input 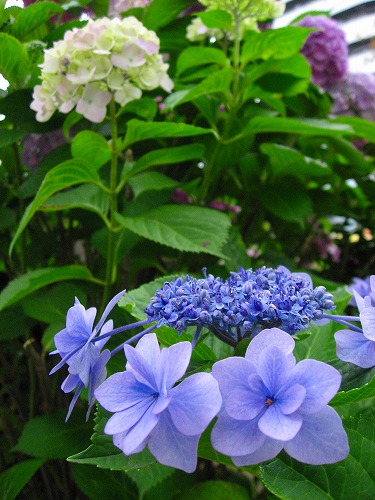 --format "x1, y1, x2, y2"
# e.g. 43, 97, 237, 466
232, 437, 284, 466
245, 328, 295, 368
69, 342, 101, 386
95, 371, 156, 412
276, 384, 306, 415
360, 307, 375, 341
113, 432, 148, 455
66, 302, 96, 338
94, 319, 113, 350
212, 357, 257, 401
148, 411, 200, 473
111, 404, 159, 455
211, 411, 266, 456
61, 373, 80, 393
283, 406, 349, 464
158, 341, 192, 392
168, 372, 222, 435
54, 328, 84, 355
257, 346, 296, 396
124, 334, 160, 390
88, 349, 111, 410
335, 329, 375, 369
287, 359, 341, 413
258, 404, 303, 441
225, 373, 265, 421
94, 289, 126, 334
104, 397, 156, 435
